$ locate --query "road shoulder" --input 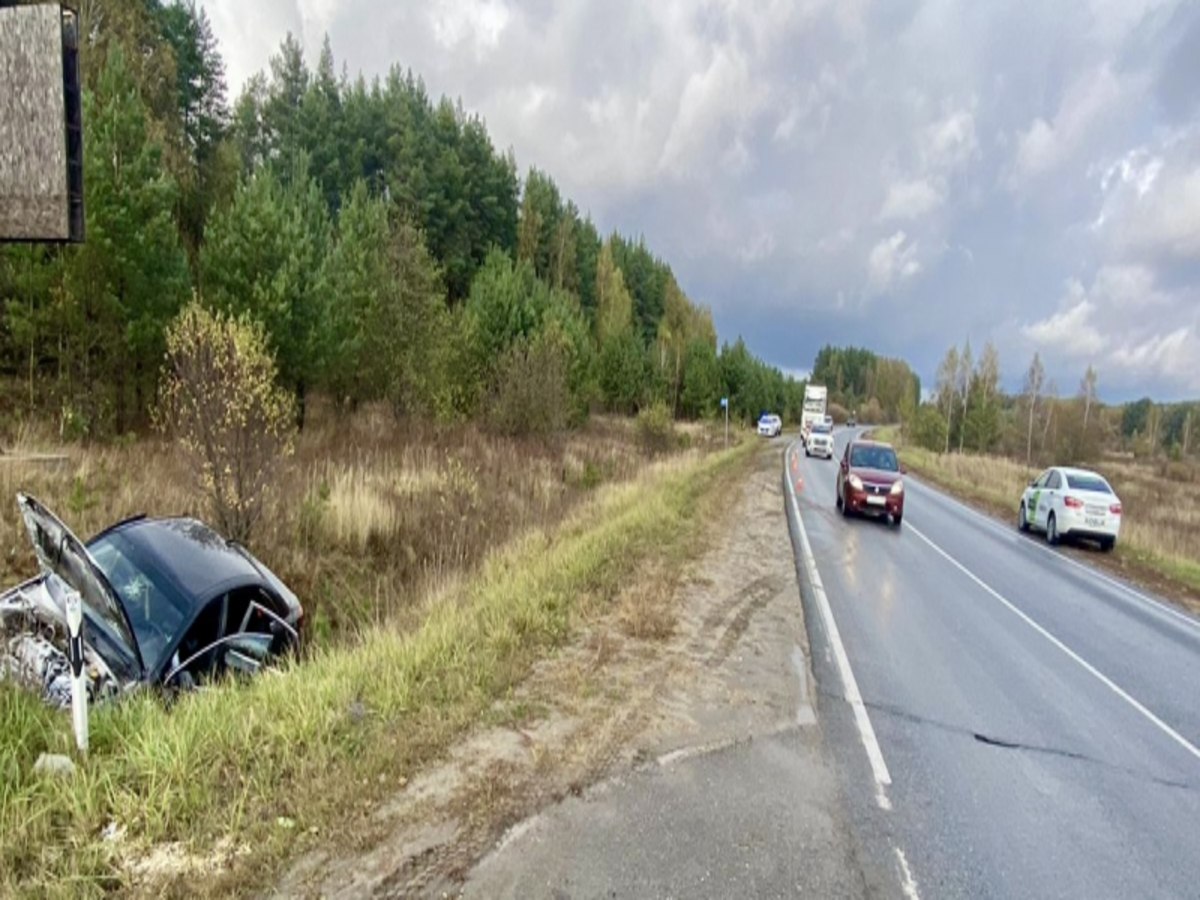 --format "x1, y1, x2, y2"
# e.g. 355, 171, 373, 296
275, 443, 864, 898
